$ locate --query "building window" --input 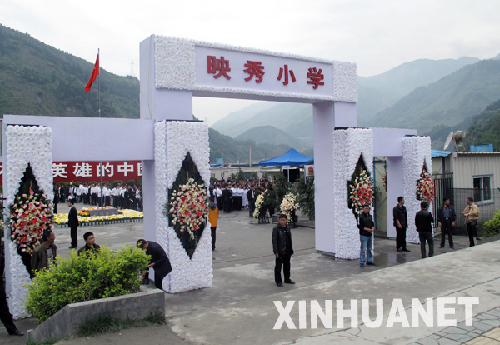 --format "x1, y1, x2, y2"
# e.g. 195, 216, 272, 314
472, 175, 492, 202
